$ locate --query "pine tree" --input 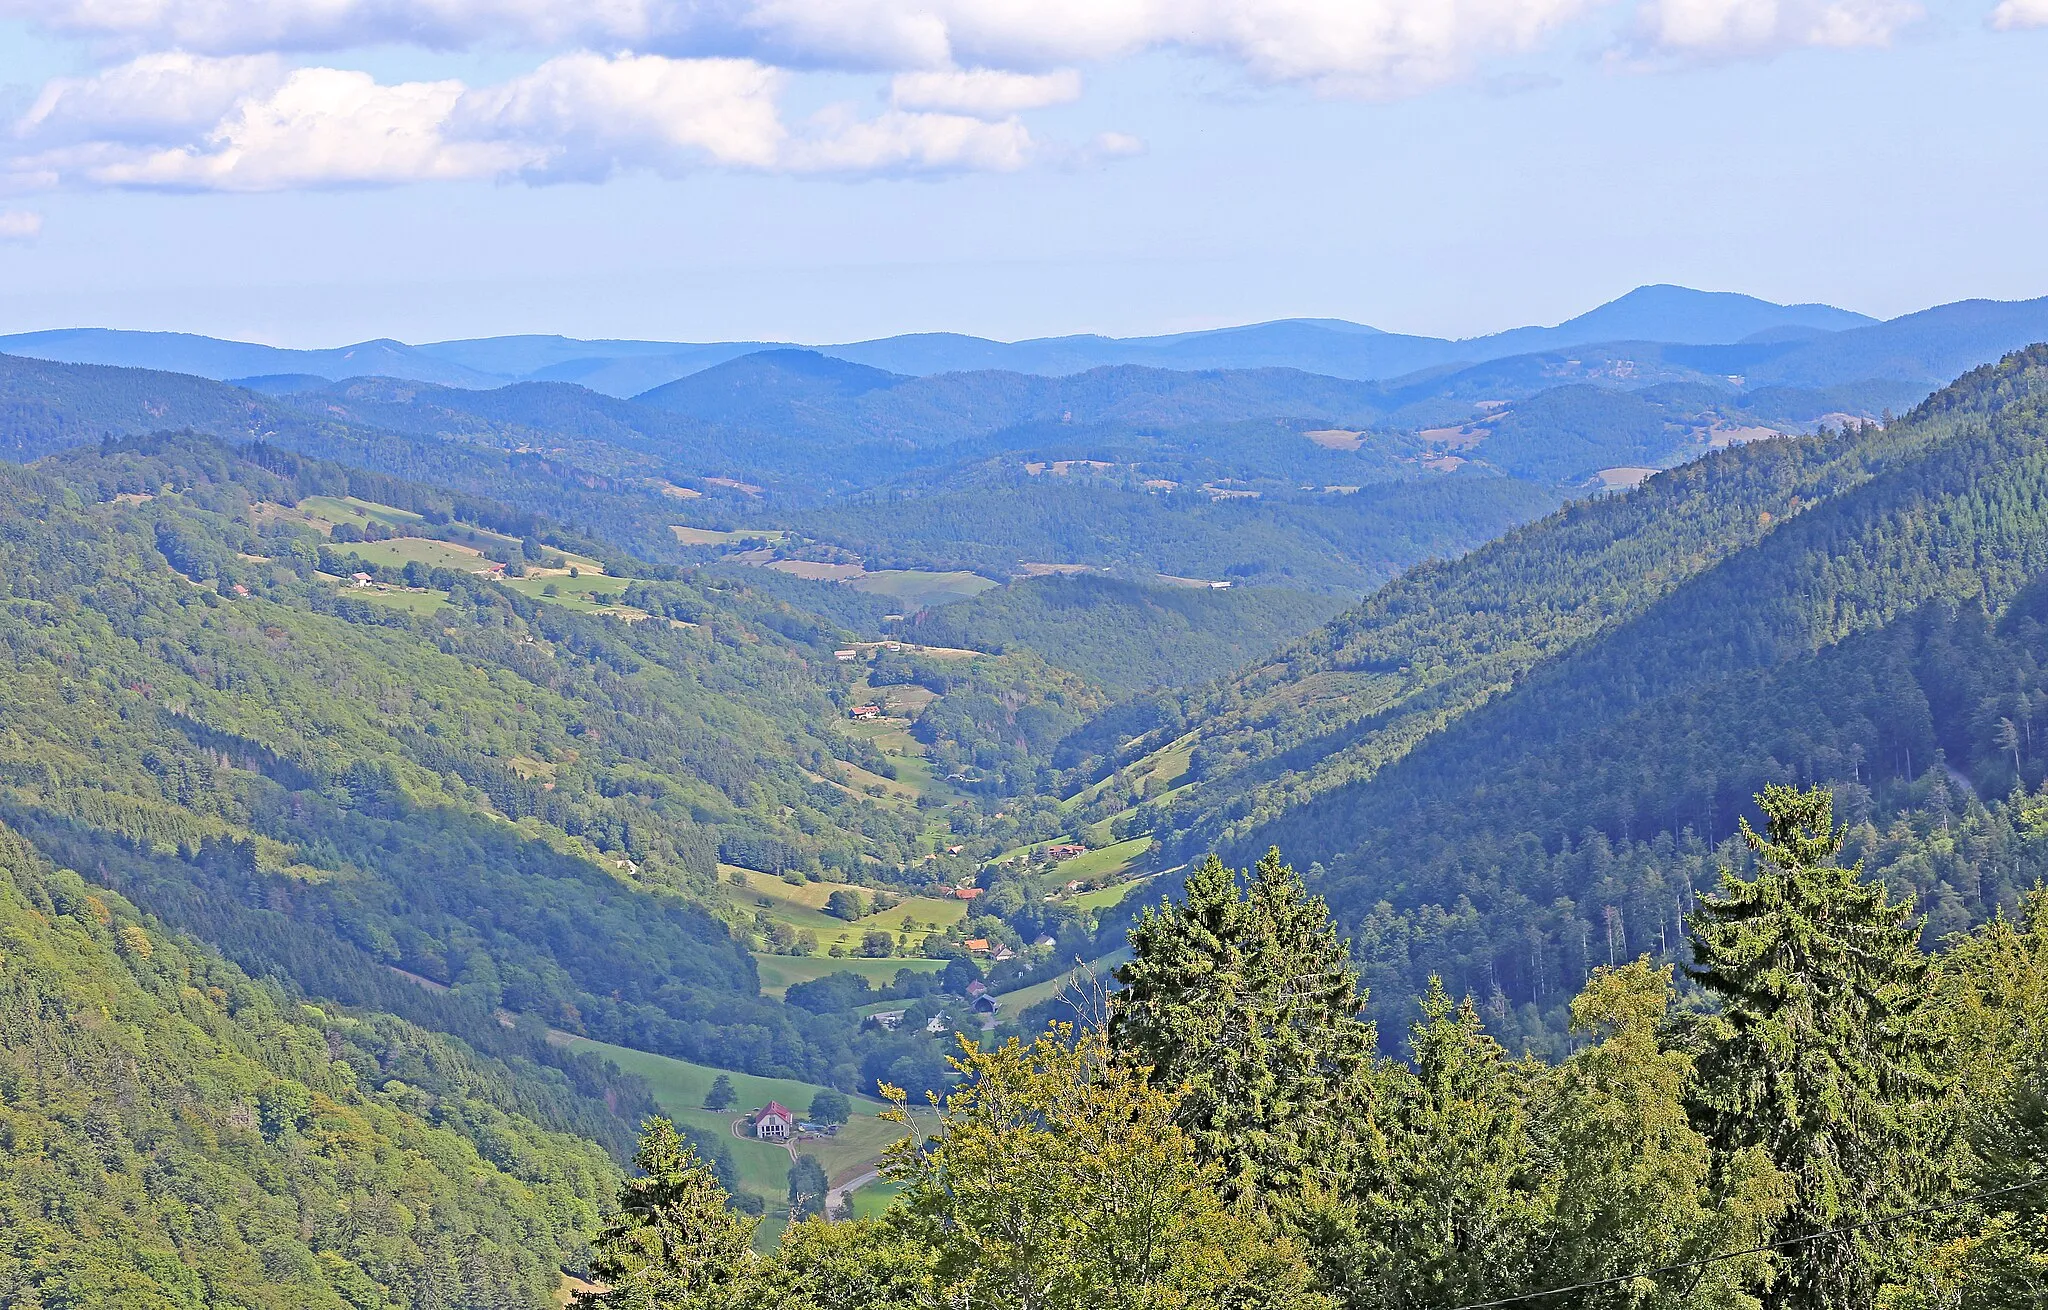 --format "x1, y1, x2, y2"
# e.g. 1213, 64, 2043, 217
1111, 848, 1374, 1200
1331, 979, 1551, 1309
1687, 785, 1943, 1310
578, 1119, 758, 1310
704, 1072, 736, 1111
